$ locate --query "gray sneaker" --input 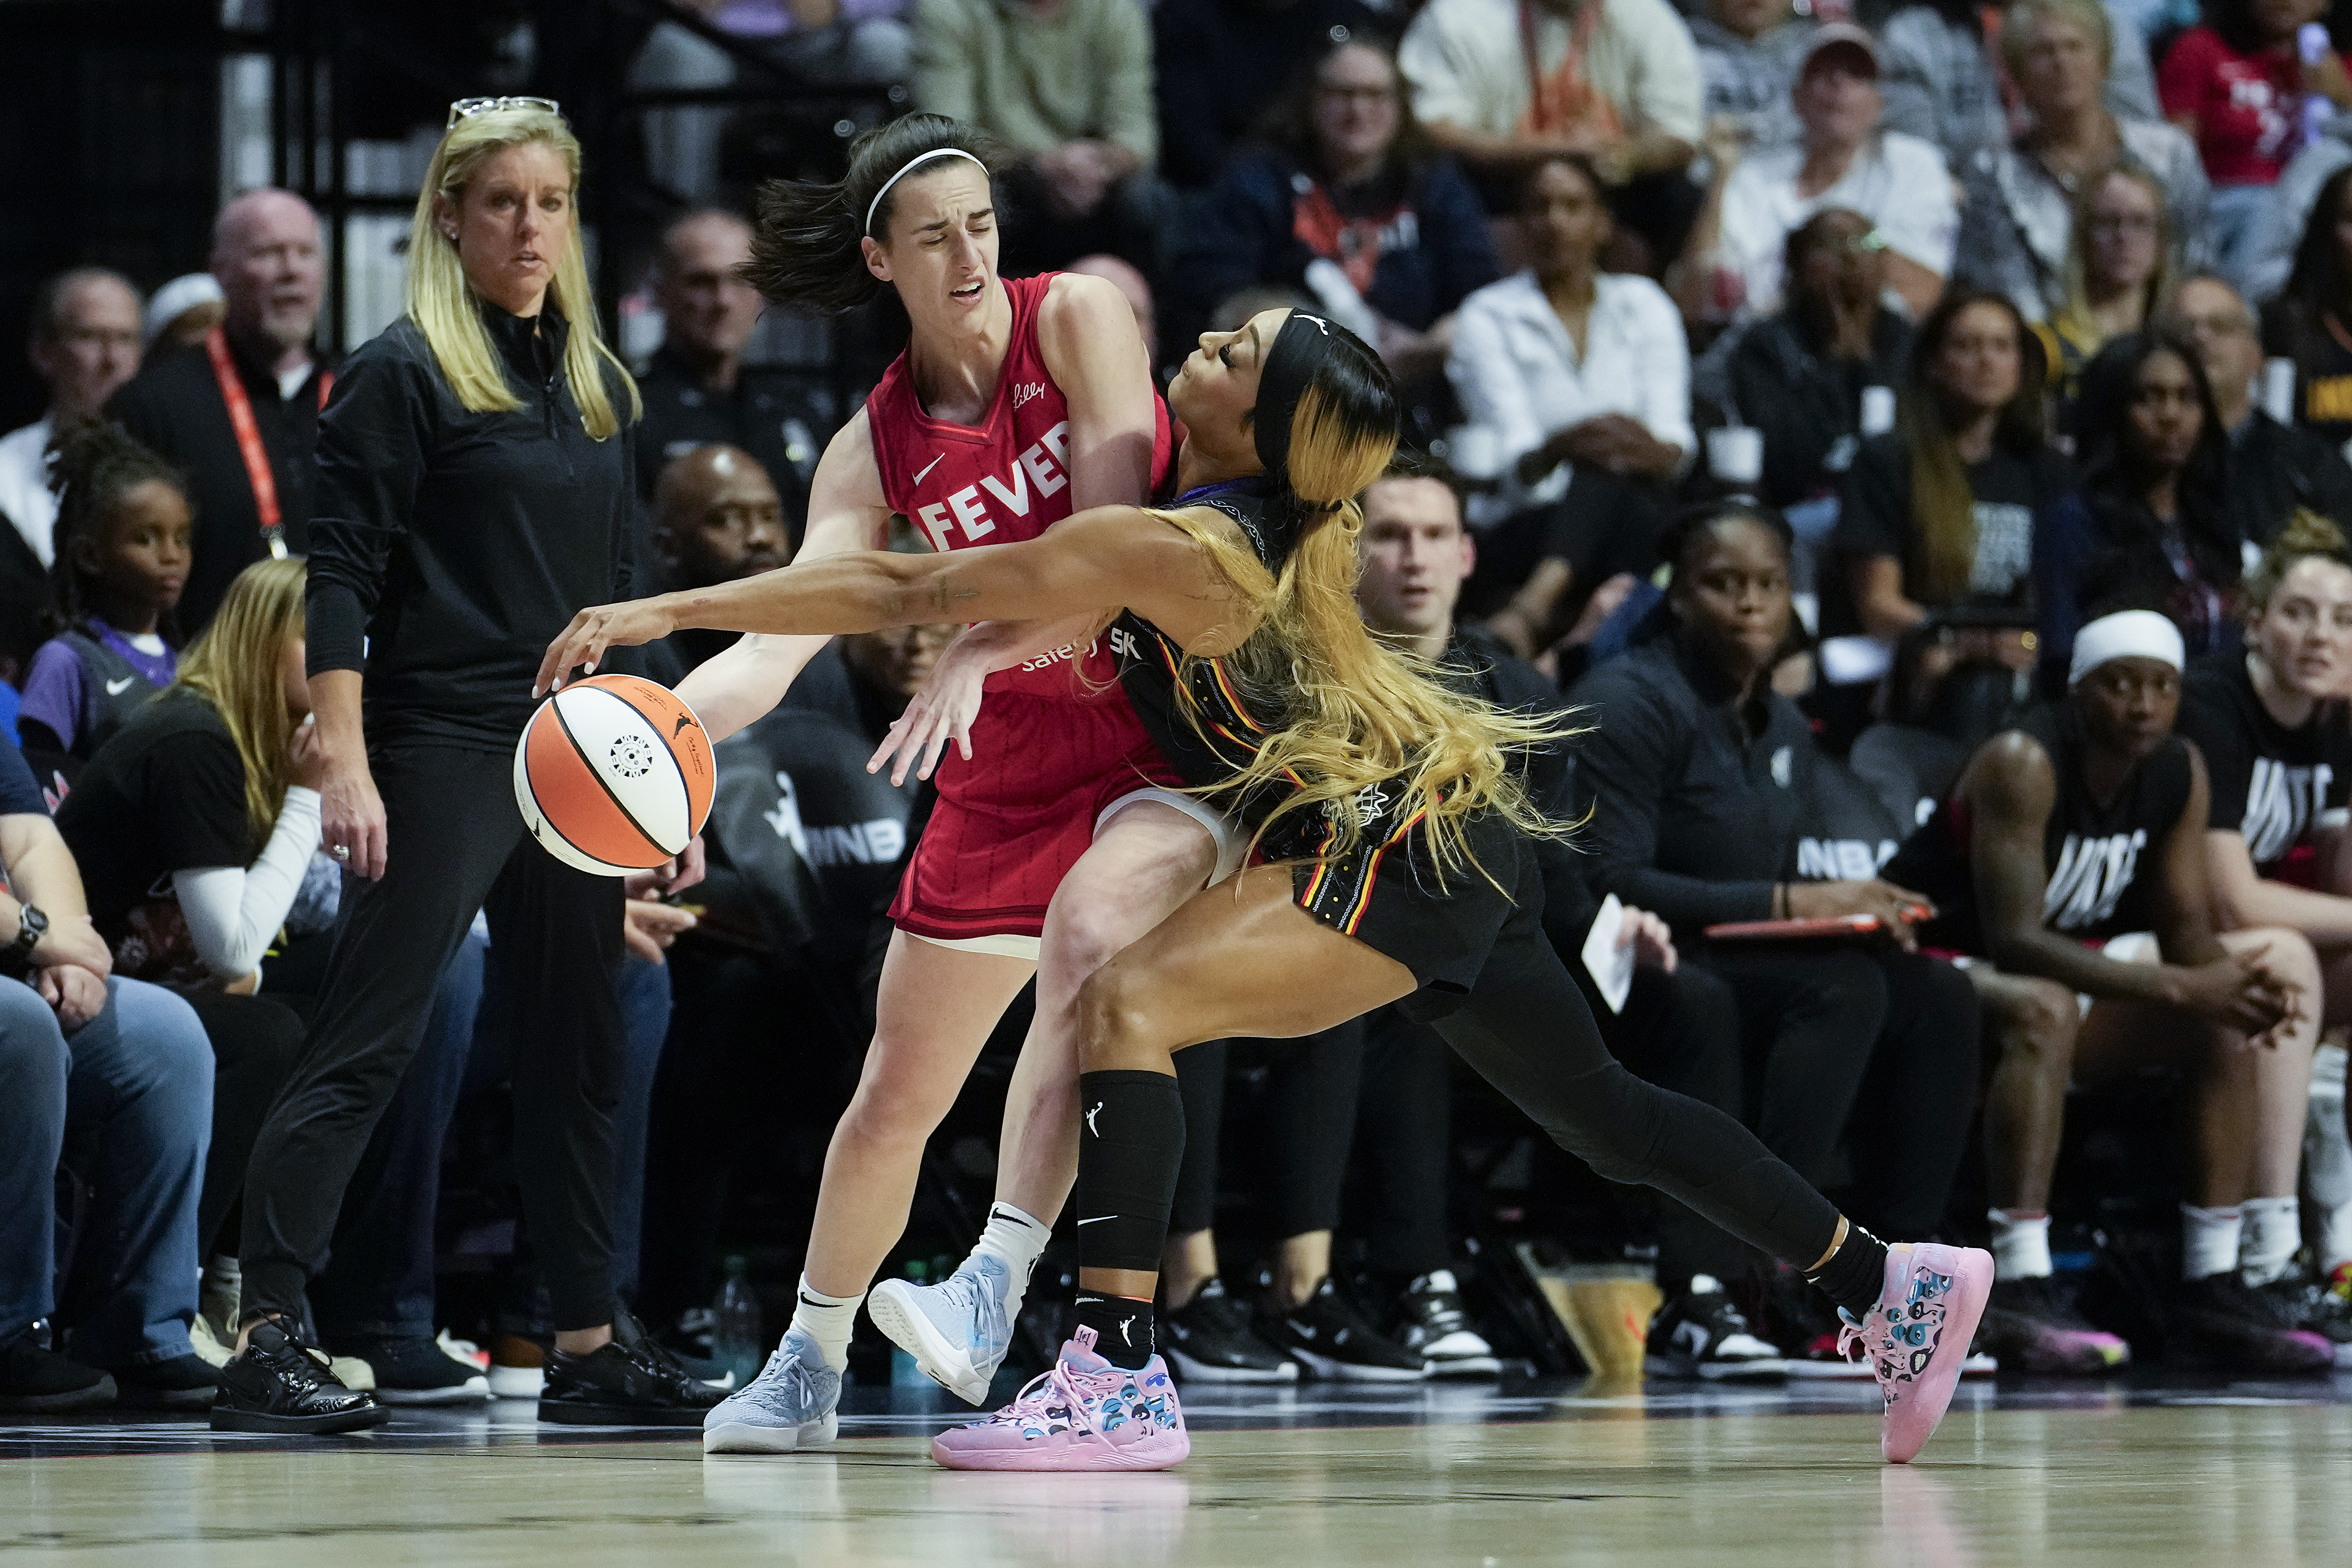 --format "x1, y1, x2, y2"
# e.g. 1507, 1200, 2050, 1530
702, 1328, 841, 1454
